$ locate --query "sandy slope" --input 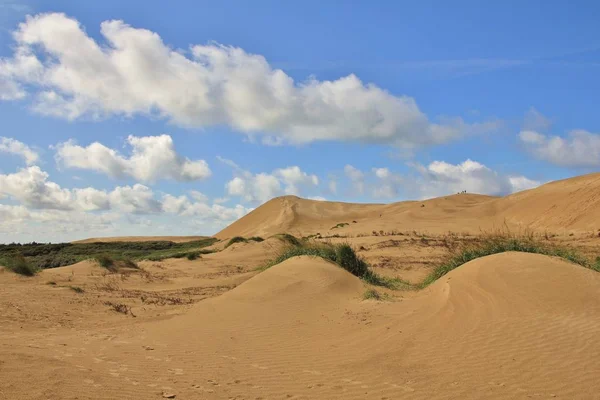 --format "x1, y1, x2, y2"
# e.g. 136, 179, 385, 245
2, 252, 599, 399
217, 173, 600, 239
72, 236, 209, 244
